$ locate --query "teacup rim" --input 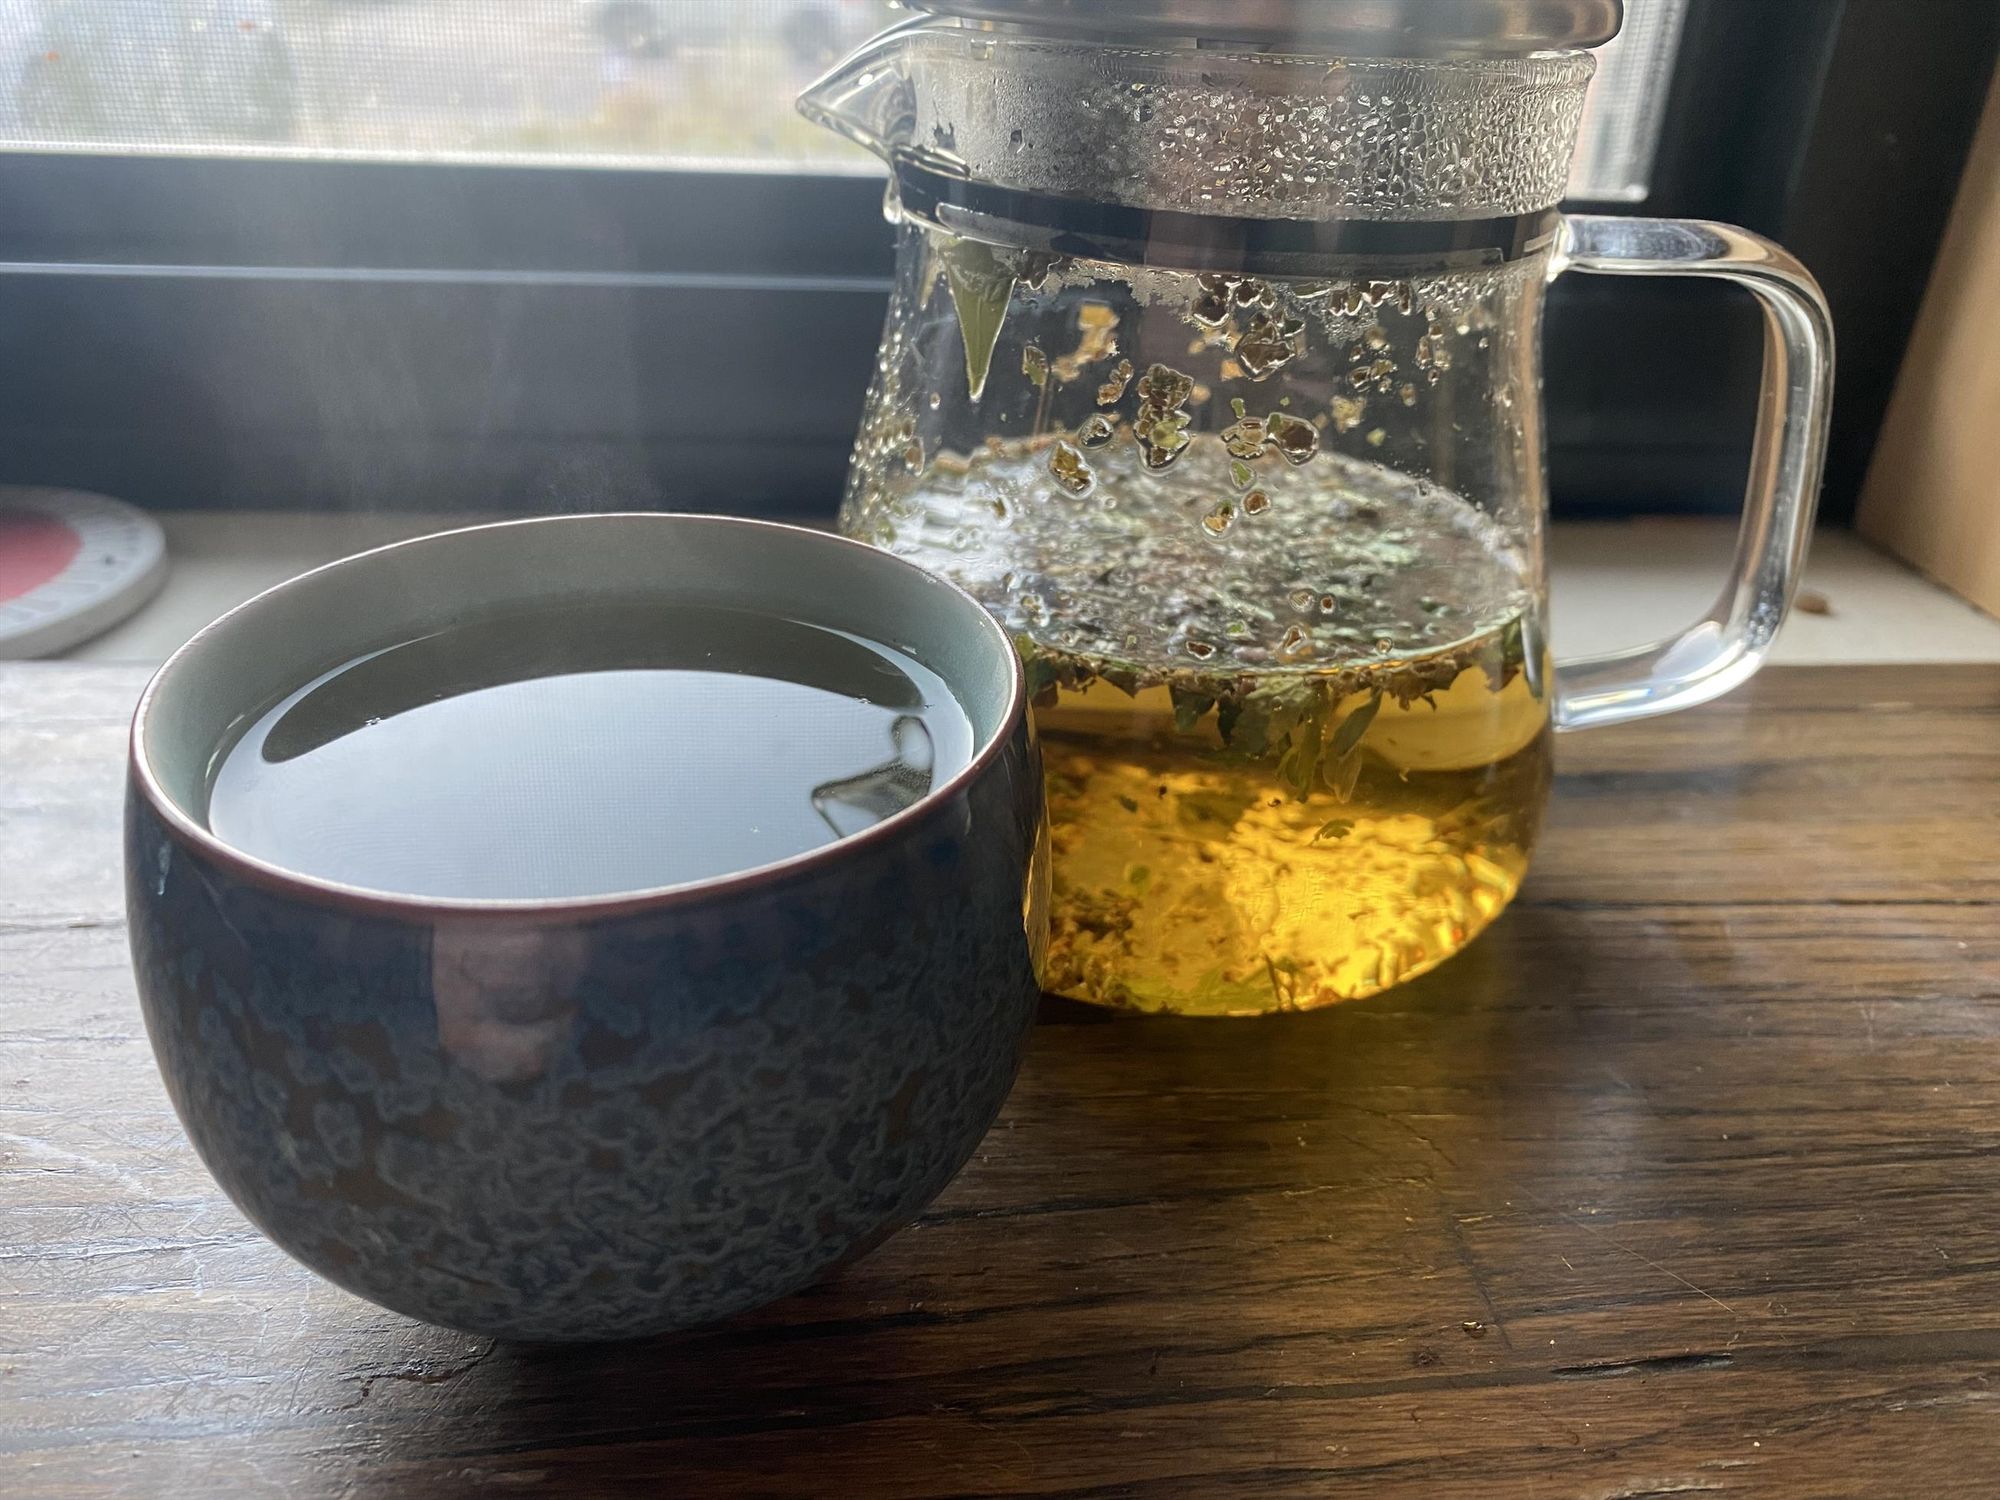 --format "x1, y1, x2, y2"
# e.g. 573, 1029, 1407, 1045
129, 513, 1028, 921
